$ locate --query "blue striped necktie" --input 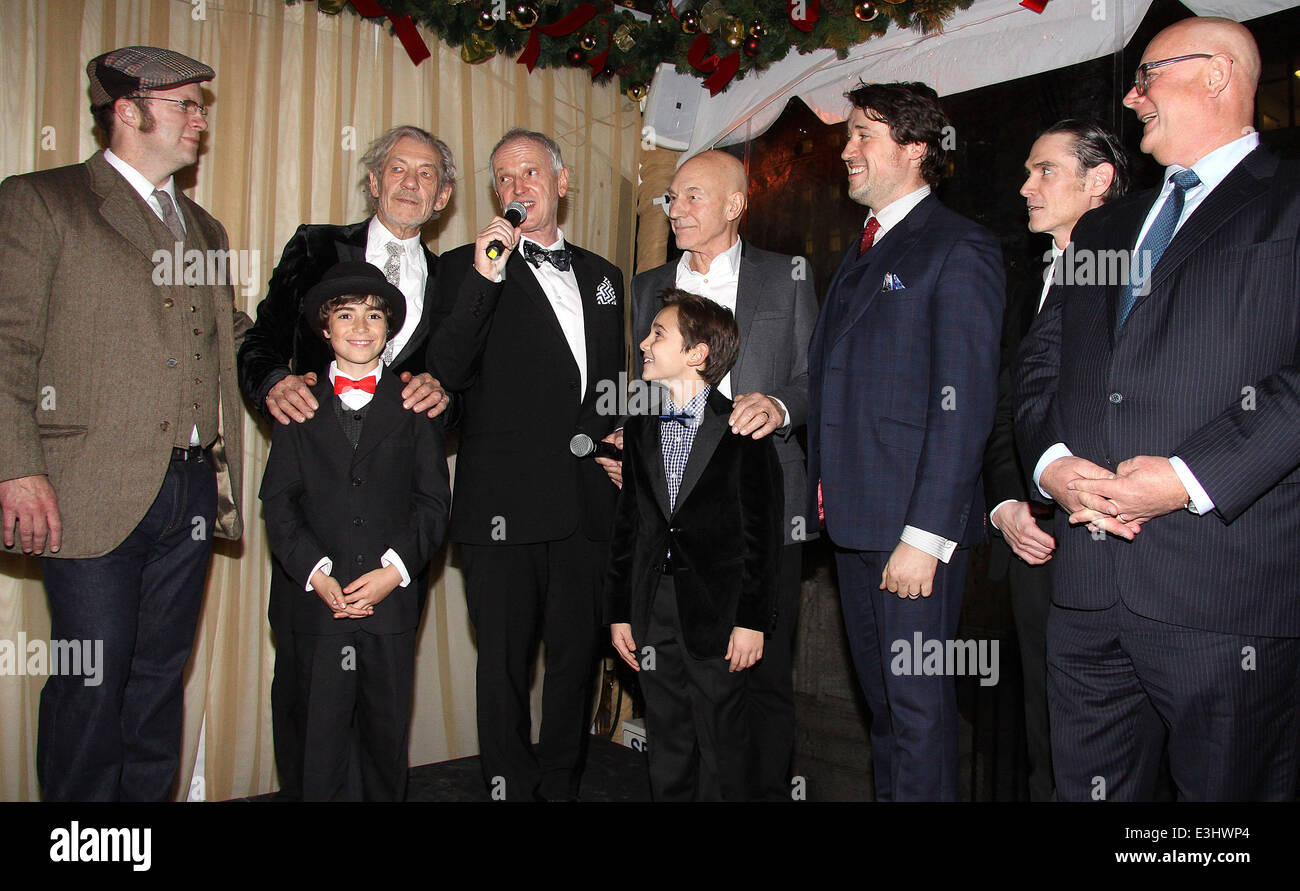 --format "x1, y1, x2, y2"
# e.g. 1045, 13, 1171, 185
1117, 168, 1200, 328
